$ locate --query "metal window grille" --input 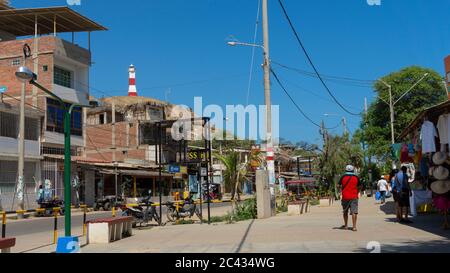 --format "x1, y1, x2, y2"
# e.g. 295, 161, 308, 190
11, 58, 20, 66
0, 112, 18, 138
54, 66, 72, 88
